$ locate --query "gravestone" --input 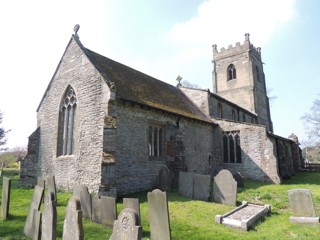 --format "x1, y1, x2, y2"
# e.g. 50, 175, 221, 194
92, 195, 117, 227
193, 173, 211, 201
62, 196, 84, 240
47, 176, 57, 203
73, 184, 92, 219
110, 208, 142, 240
1, 177, 11, 220
148, 189, 171, 240
0, 163, 3, 177
41, 192, 57, 240
123, 198, 141, 225
37, 177, 45, 189
24, 186, 44, 239
233, 172, 245, 188
213, 169, 237, 206
159, 166, 172, 192
37, 177, 45, 203
178, 172, 193, 199
288, 189, 320, 223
